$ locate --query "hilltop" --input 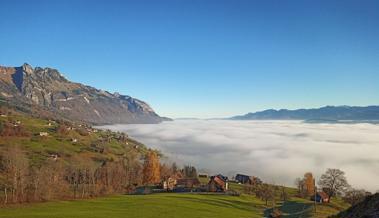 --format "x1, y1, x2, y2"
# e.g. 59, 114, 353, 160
0, 63, 170, 124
